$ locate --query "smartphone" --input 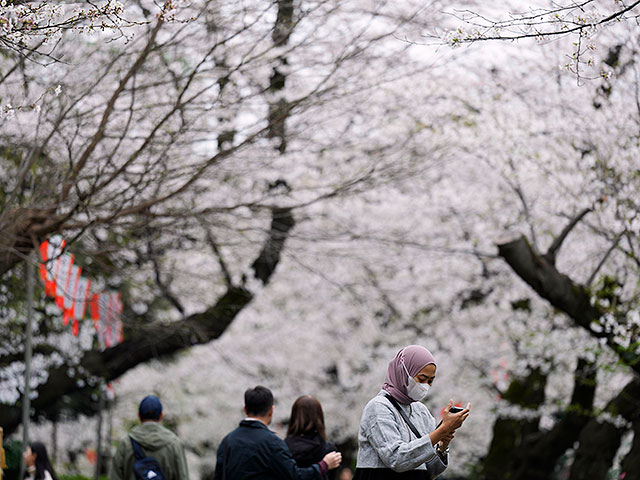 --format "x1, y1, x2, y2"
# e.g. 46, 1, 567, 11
449, 406, 464, 414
